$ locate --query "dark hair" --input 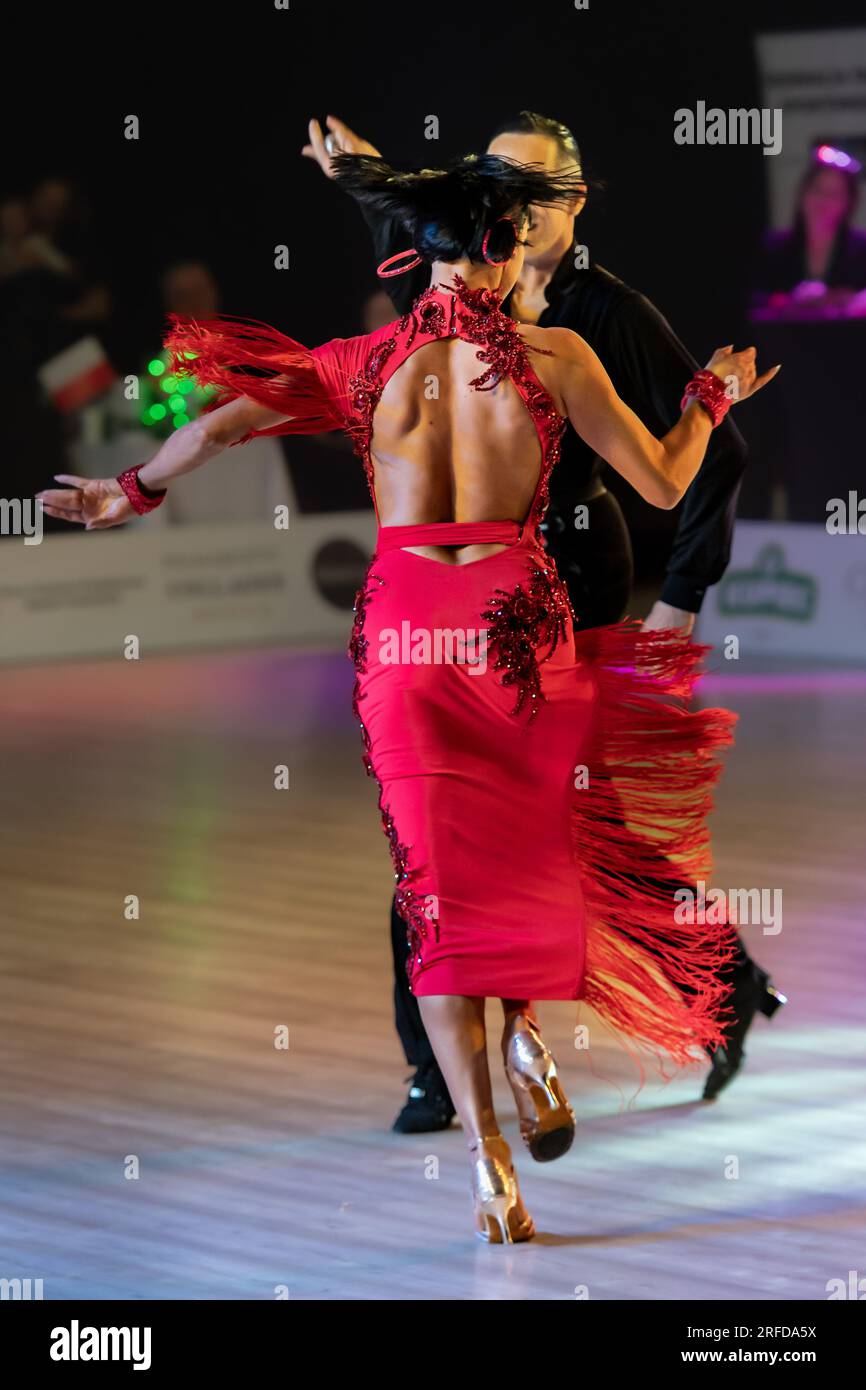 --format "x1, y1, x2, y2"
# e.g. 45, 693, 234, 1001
488, 110, 583, 176
331, 152, 584, 264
